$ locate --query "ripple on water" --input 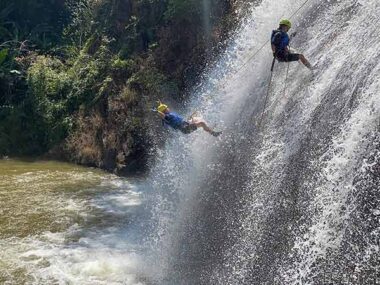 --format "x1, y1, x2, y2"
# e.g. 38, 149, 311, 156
0, 159, 146, 285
